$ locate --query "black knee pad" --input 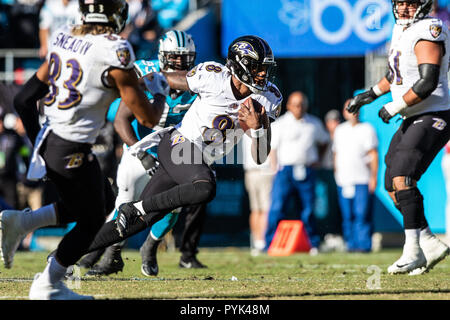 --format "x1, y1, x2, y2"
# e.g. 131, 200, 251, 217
192, 180, 216, 203
395, 187, 423, 205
